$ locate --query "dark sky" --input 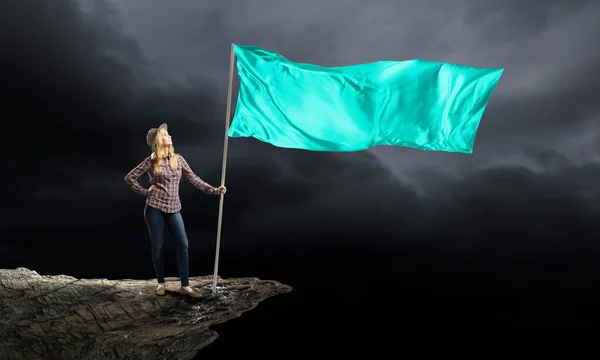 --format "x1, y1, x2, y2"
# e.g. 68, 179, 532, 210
2, 0, 600, 357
